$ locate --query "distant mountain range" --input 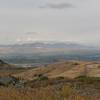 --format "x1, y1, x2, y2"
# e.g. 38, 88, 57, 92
0, 41, 100, 64
0, 41, 95, 48
0, 41, 97, 50
0, 41, 99, 56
